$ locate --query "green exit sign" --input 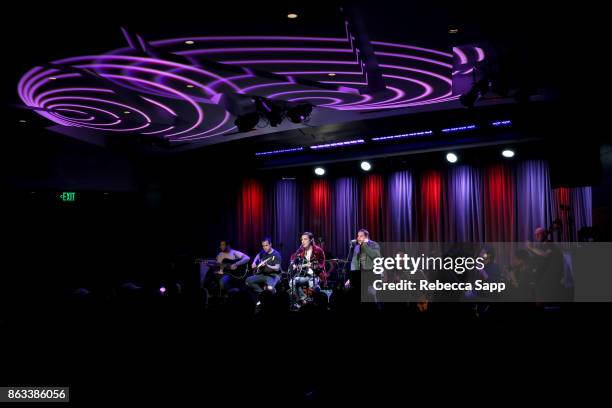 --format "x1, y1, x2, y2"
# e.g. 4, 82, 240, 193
58, 192, 77, 202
